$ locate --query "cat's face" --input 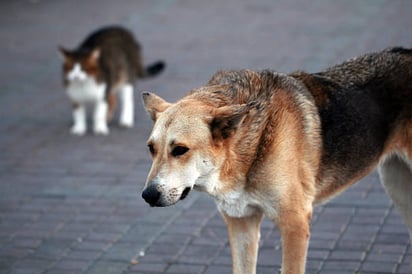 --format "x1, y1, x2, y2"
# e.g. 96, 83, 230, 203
59, 47, 100, 85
